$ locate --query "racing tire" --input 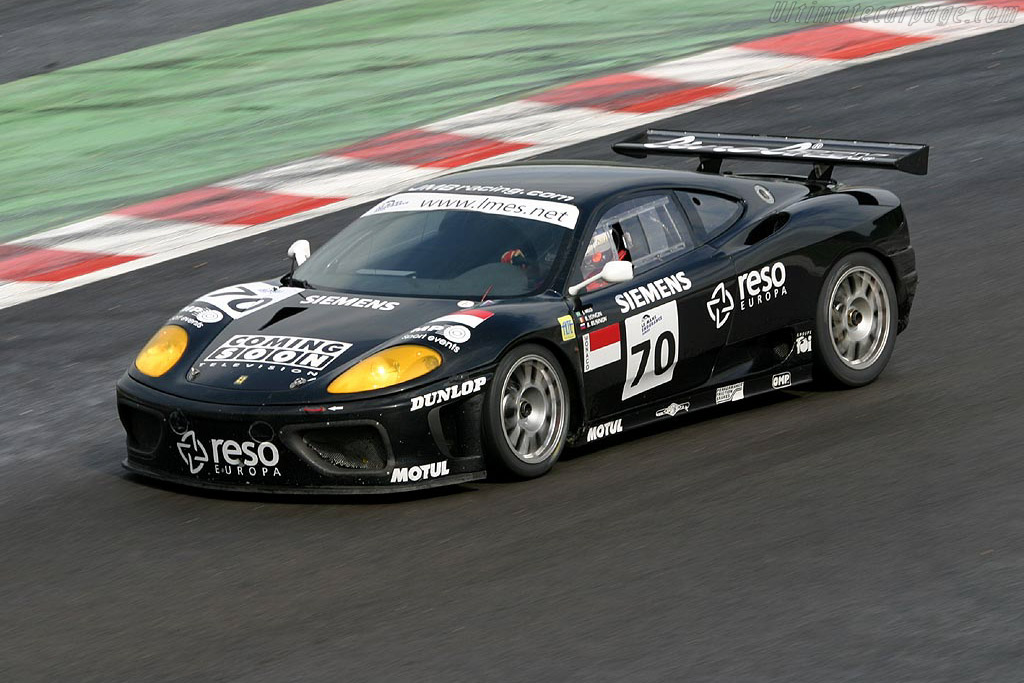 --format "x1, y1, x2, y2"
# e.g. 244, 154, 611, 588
482, 343, 570, 479
814, 252, 899, 387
